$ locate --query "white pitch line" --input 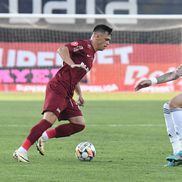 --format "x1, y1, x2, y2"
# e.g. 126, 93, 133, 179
0, 124, 164, 128
89, 124, 164, 127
